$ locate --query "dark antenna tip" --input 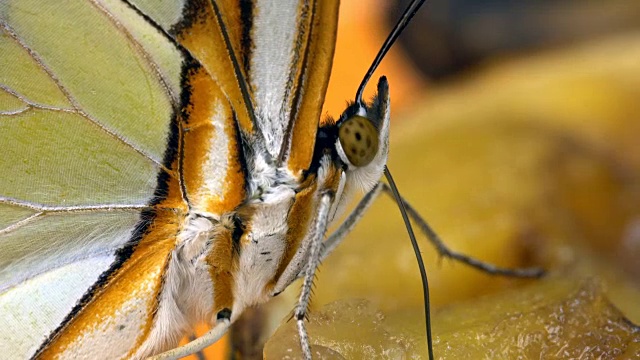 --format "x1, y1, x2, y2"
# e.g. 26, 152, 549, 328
355, 0, 427, 106
384, 167, 434, 360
